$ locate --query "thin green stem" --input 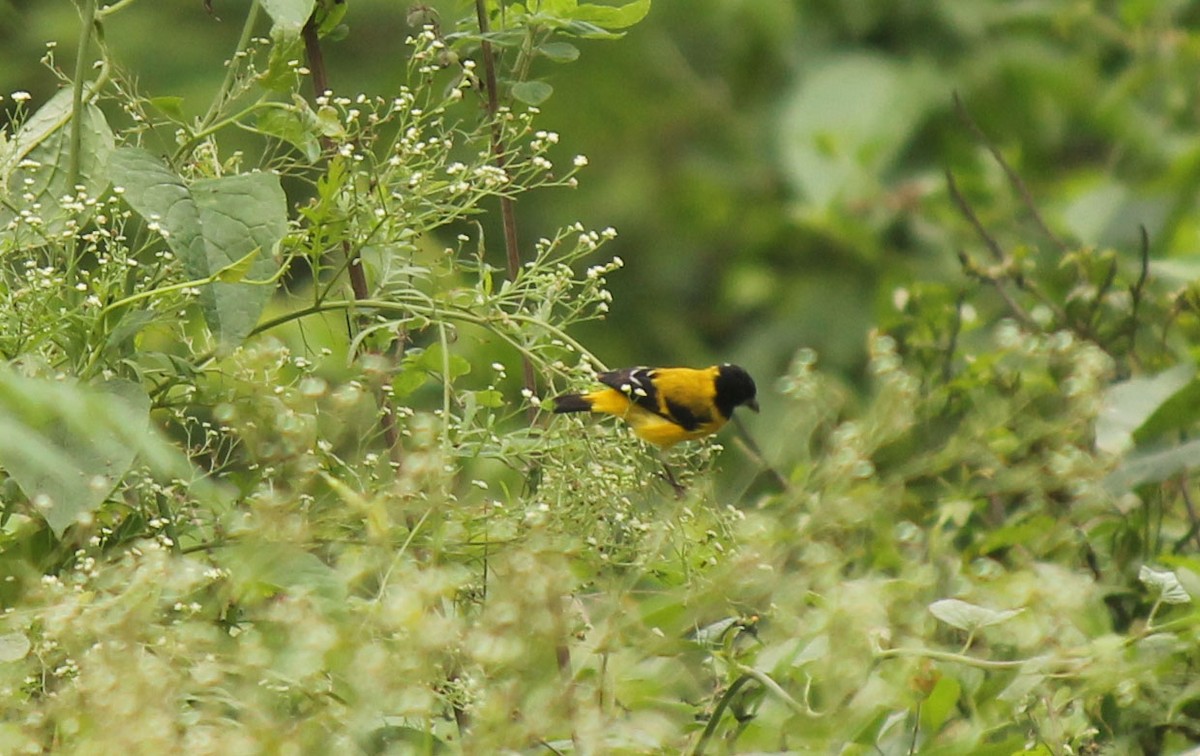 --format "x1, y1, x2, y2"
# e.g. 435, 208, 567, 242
475, 0, 538, 420
68, 0, 98, 291
876, 646, 1049, 670
198, 0, 261, 131
69, 0, 97, 191
96, 0, 141, 18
